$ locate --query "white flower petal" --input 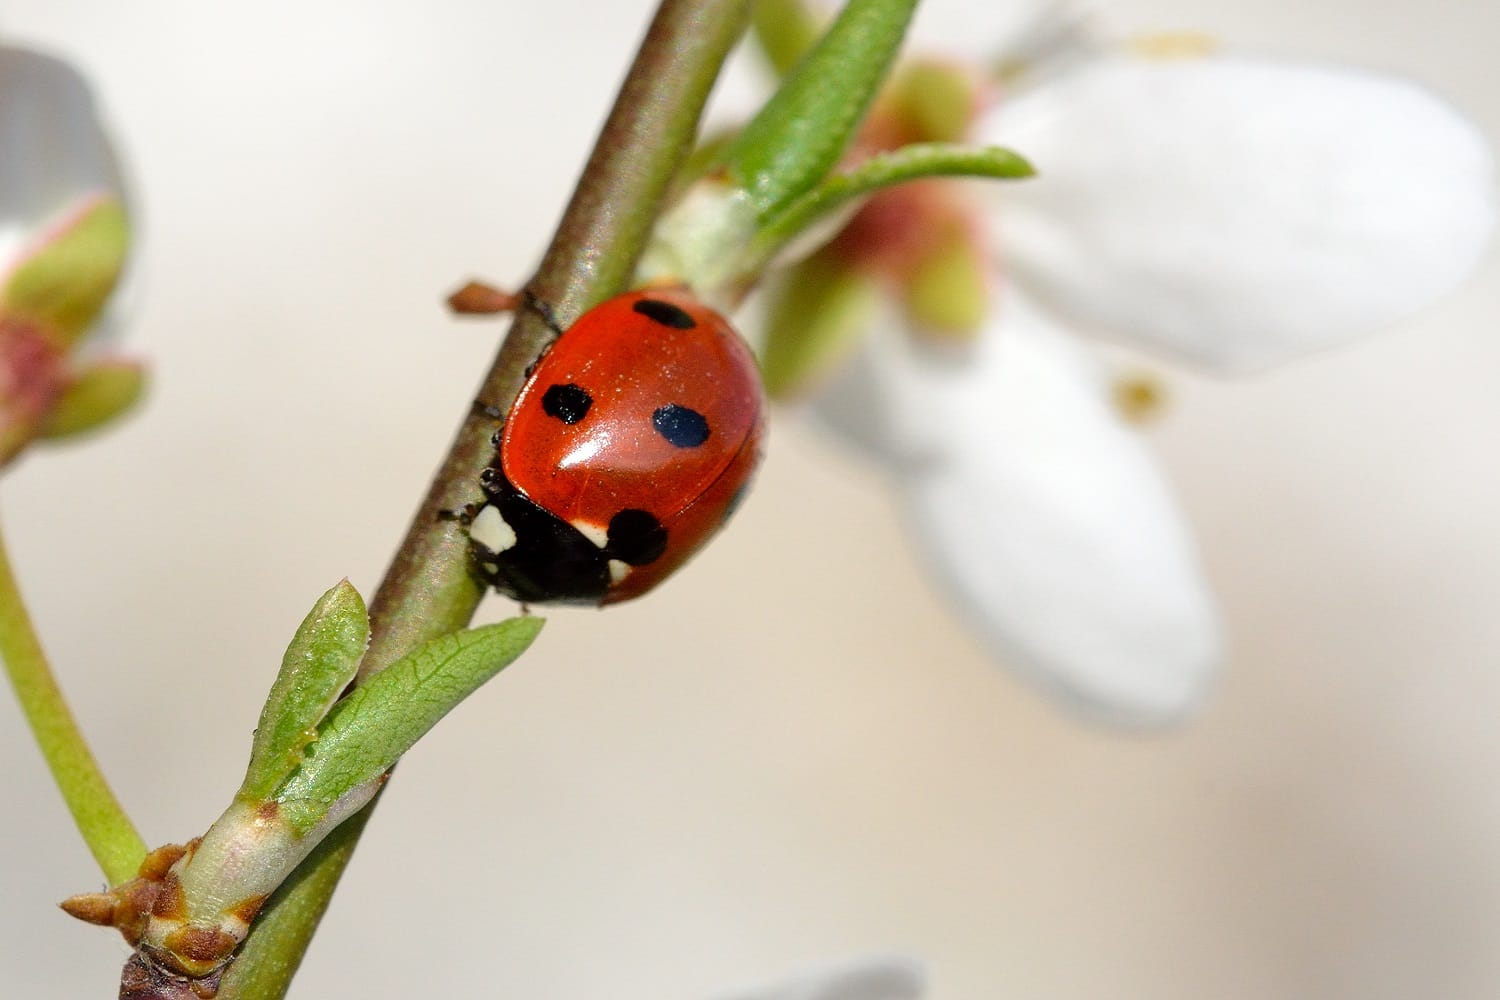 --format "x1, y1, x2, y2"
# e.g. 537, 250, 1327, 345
907, 0, 1066, 64
814, 294, 1221, 724
804, 303, 930, 464
708, 955, 924, 1000
983, 56, 1495, 372
0, 44, 126, 271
